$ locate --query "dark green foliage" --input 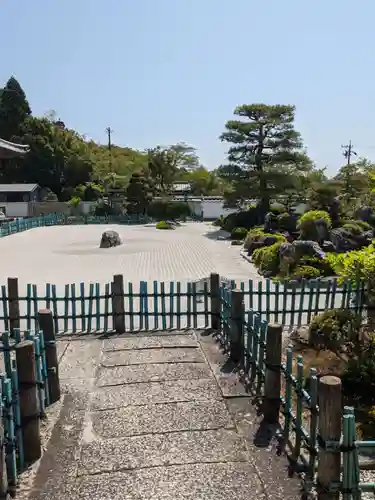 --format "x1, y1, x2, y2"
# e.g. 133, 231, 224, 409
230, 227, 248, 240
219, 103, 310, 213
277, 212, 297, 232
289, 265, 321, 281
0, 76, 31, 140
342, 222, 364, 236
342, 337, 375, 405
344, 220, 371, 231
298, 256, 335, 277
125, 171, 154, 214
308, 309, 360, 347
222, 207, 261, 232
297, 210, 331, 241
94, 201, 115, 216
212, 216, 224, 227
147, 200, 190, 220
